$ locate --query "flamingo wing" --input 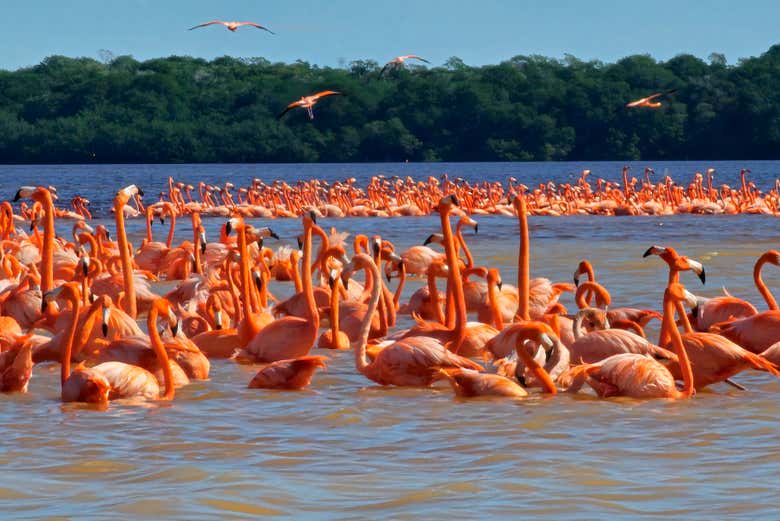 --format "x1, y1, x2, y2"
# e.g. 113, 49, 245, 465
189, 20, 227, 30
277, 100, 303, 120
238, 22, 275, 34
312, 90, 343, 101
